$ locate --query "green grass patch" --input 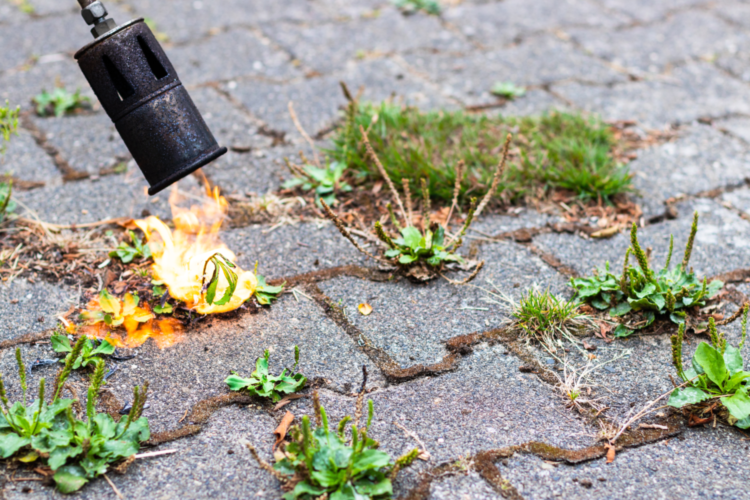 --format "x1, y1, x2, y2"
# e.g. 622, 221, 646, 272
328, 100, 633, 205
